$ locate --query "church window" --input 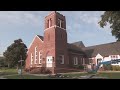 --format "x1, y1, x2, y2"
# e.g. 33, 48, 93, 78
50, 18, 52, 27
